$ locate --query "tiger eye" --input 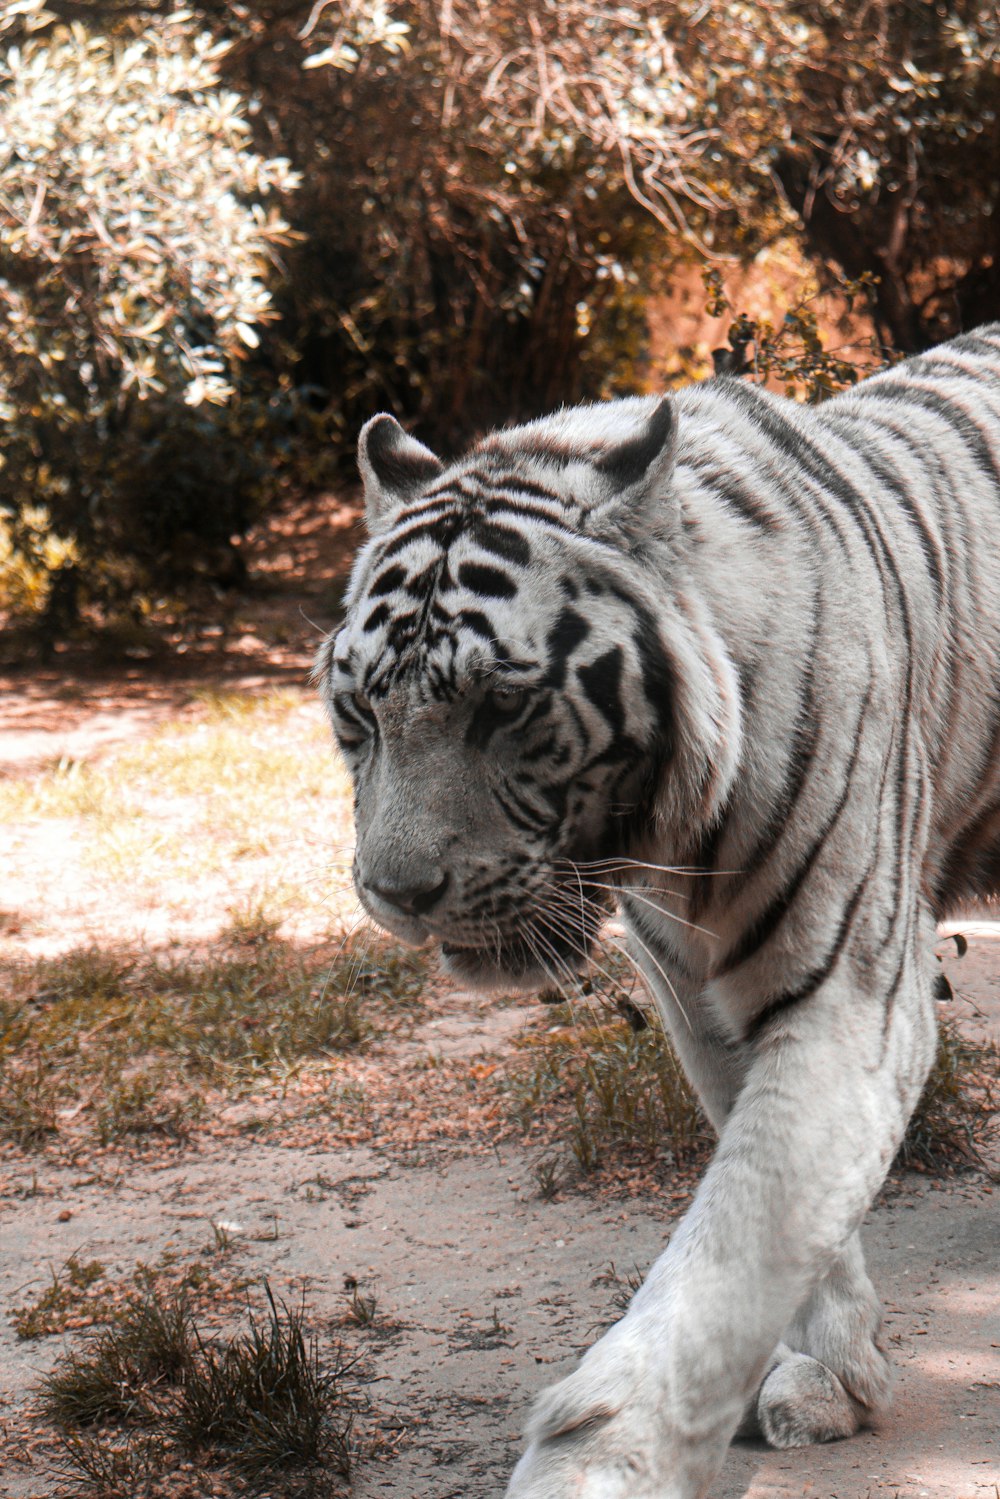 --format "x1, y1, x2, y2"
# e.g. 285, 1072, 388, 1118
489, 686, 528, 716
